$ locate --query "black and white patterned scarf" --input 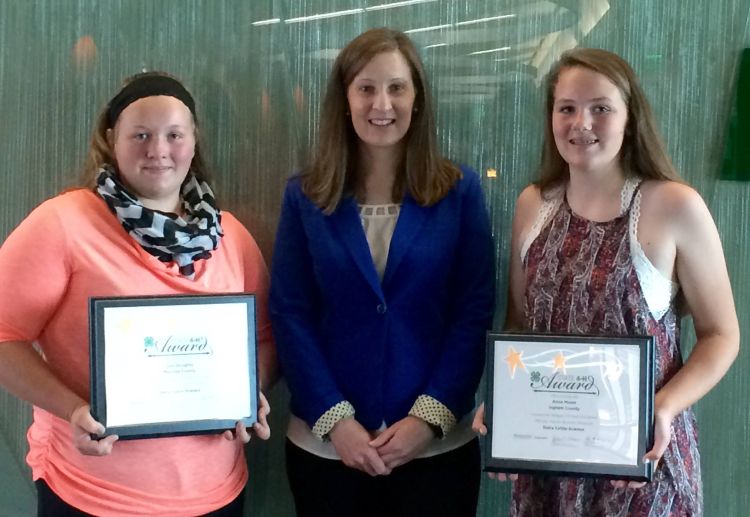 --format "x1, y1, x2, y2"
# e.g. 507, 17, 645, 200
96, 166, 223, 278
